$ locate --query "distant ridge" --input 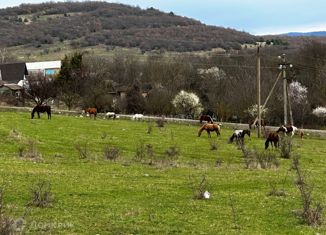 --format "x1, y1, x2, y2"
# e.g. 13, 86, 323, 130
284, 31, 326, 37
